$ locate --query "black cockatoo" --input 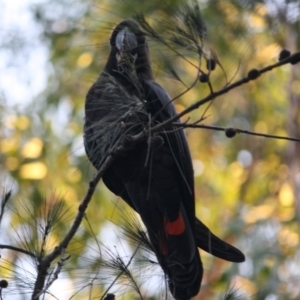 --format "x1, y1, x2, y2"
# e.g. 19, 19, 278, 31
84, 19, 245, 300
